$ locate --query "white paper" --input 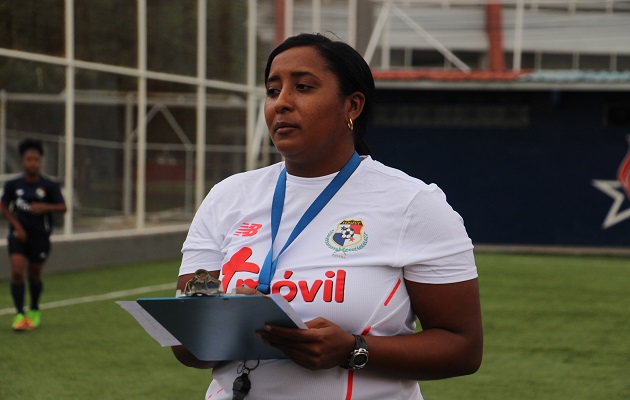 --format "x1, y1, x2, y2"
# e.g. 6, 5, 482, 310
117, 300, 181, 346
268, 293, 308, 329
